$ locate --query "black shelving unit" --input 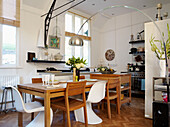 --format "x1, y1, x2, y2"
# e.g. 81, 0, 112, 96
129, 40, 145, 44
26, 60, 65, 63
129, 40, 145, 97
